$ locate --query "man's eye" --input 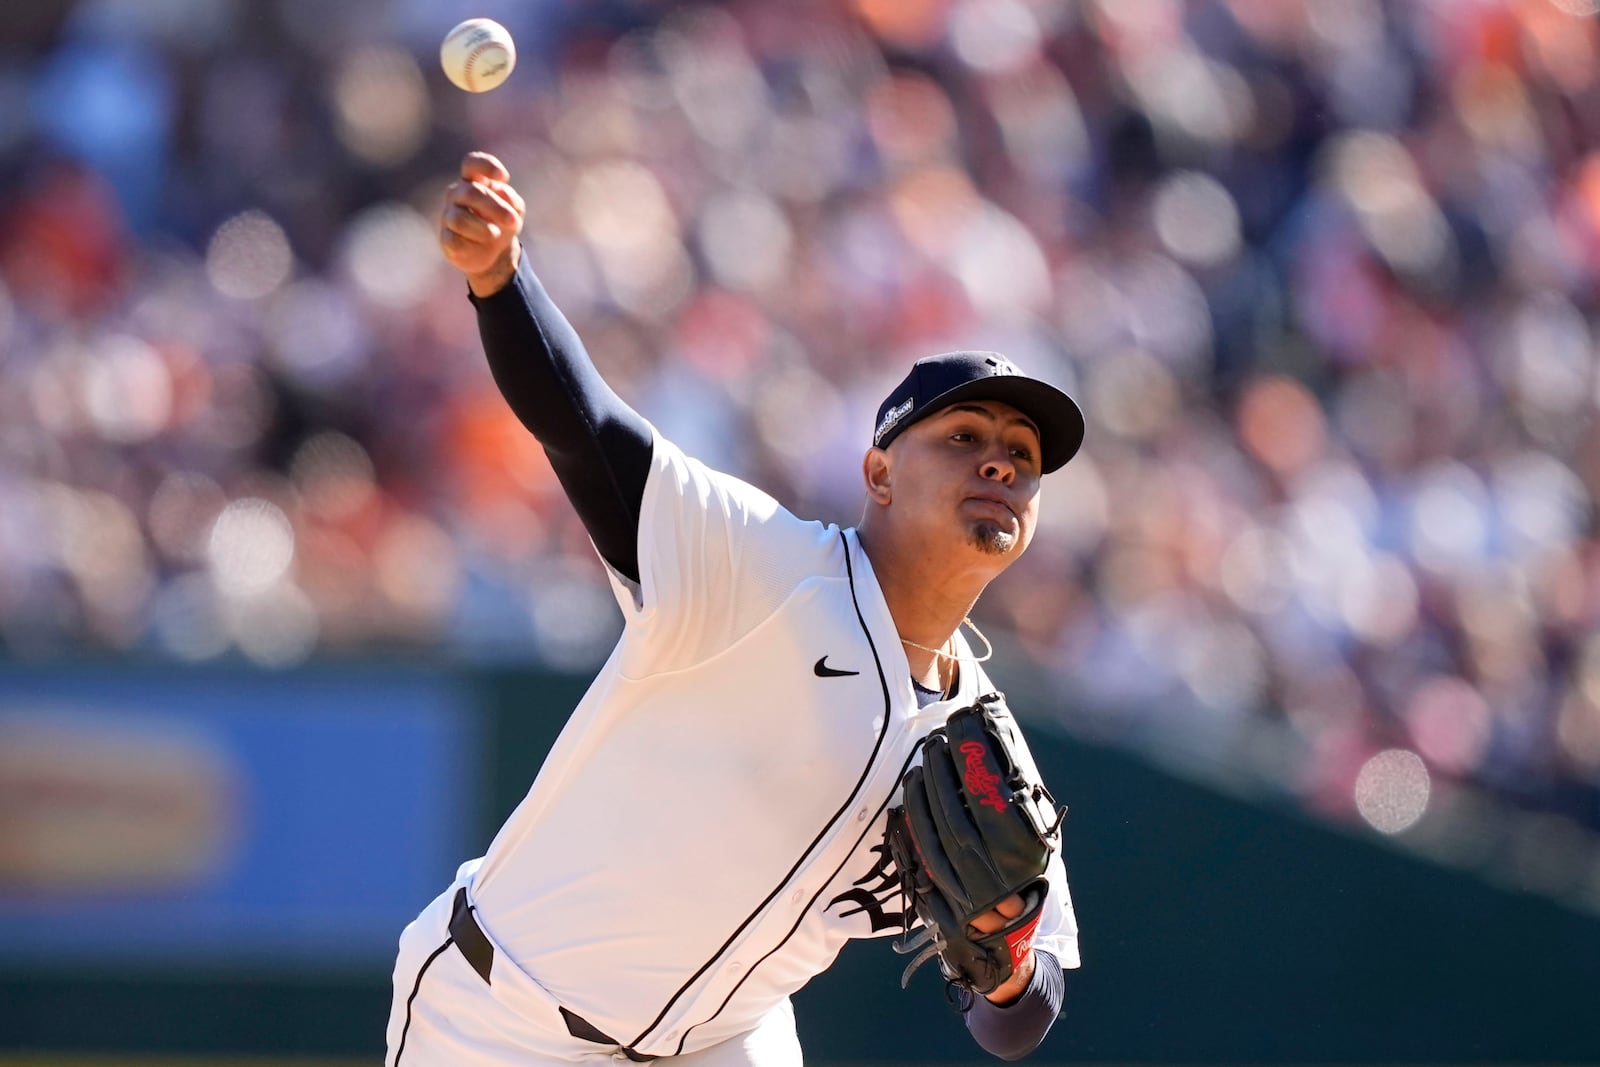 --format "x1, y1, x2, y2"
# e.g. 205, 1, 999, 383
951, 432, 974, 442
1010, 447, 1033, 460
